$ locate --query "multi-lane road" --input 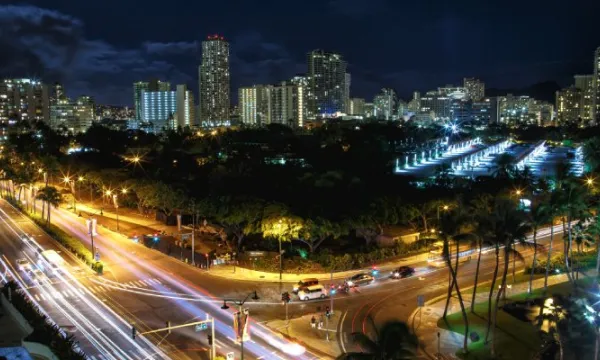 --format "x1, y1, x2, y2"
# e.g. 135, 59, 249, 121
0, 195, 564, 359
